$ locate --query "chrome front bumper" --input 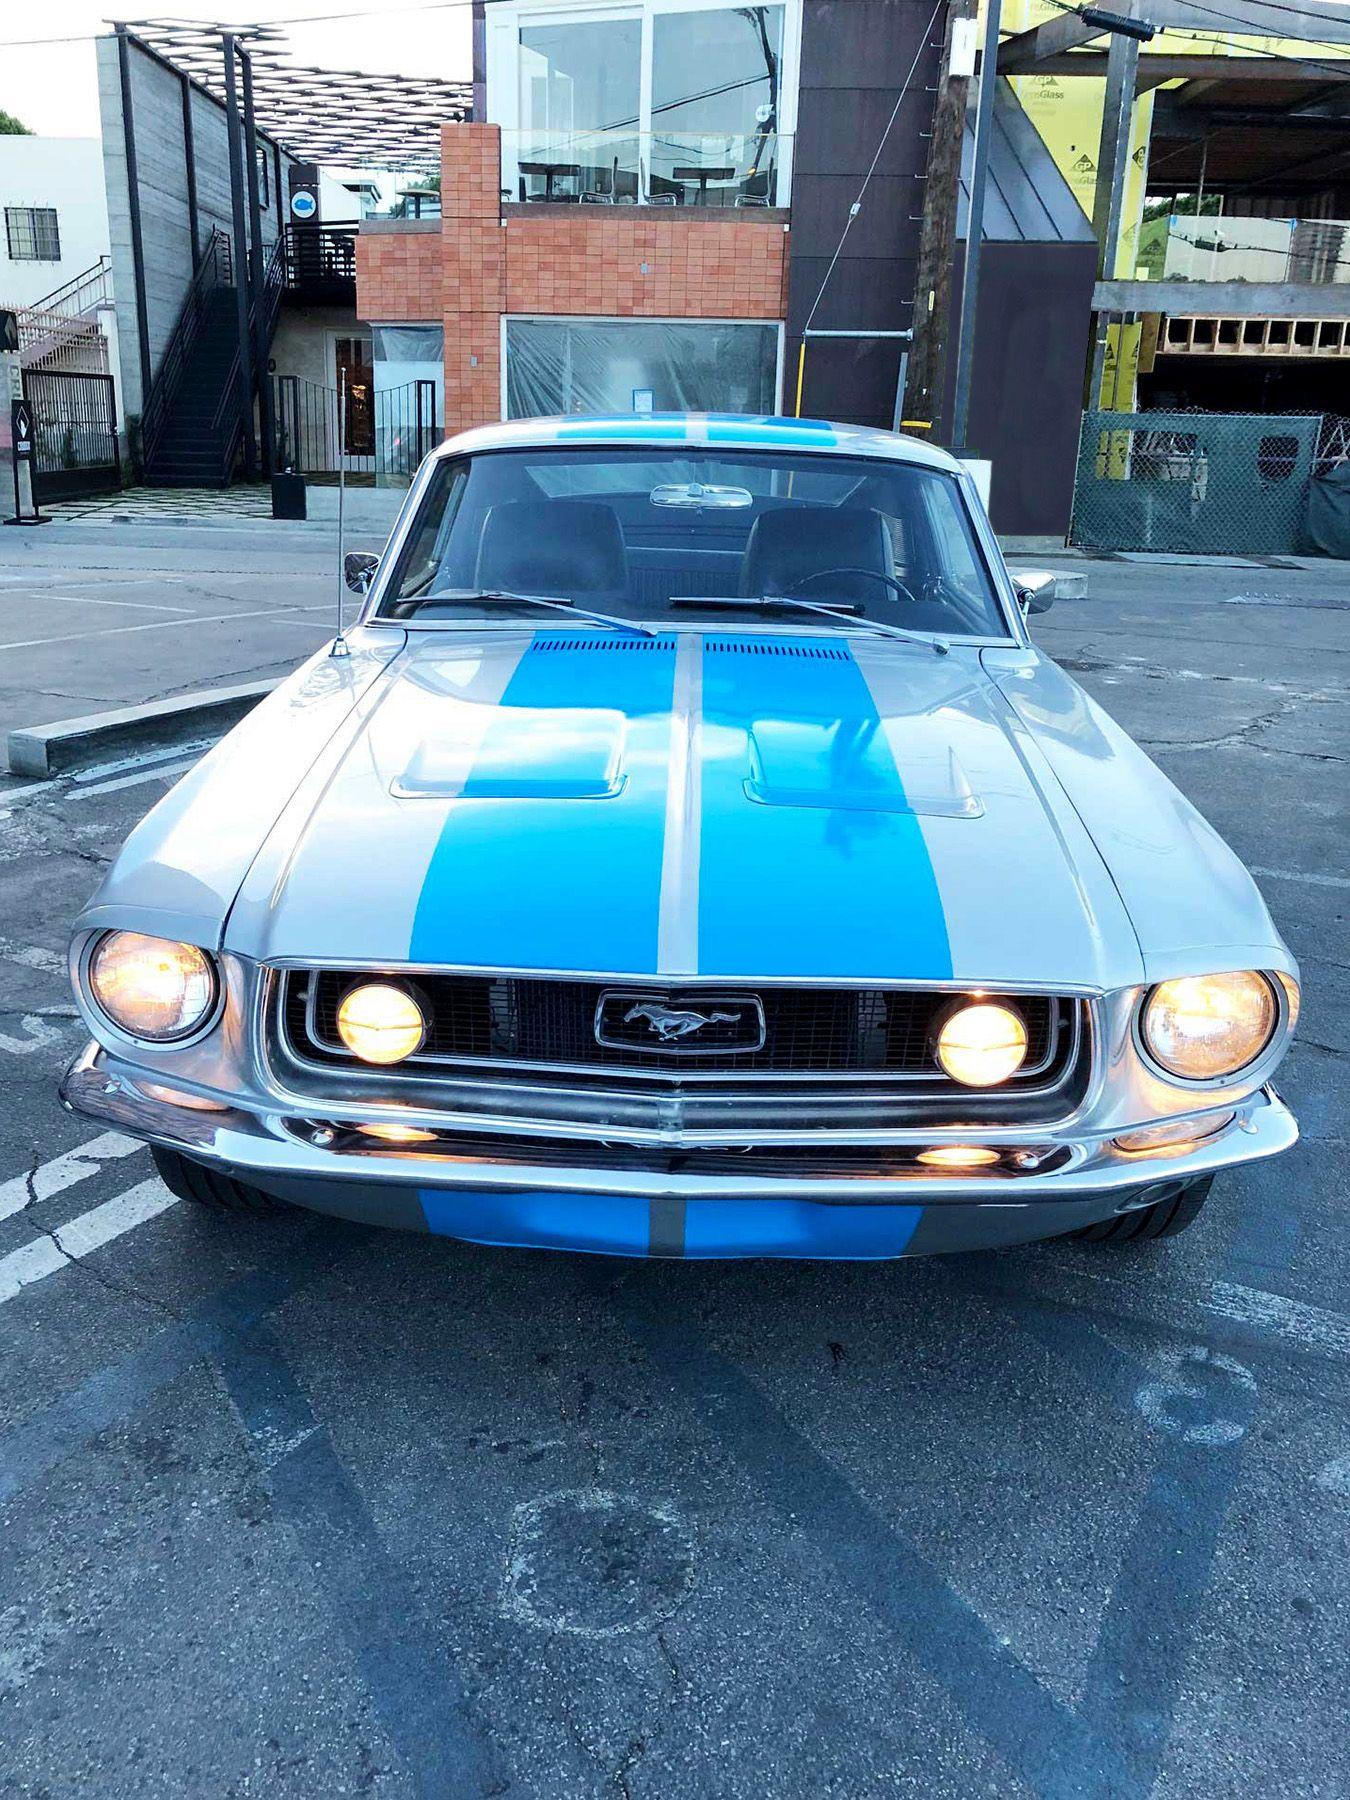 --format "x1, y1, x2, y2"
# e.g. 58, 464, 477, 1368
62, 1040, 1298, 1255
